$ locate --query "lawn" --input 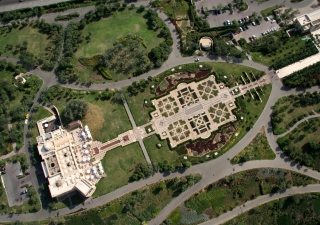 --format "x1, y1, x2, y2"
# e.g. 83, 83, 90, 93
93, 142, 146, 198
207, 62, 265, 87
272, 93, 320, 135
144, 134, 179, 165
0, 26, 50, 58
277, 117, 320, 171
260, 5, 281, 18
127, 85, 156, 126
231, 128, 276, 164
42, 86, 132, 142
75, 9, 163, 59
167, 169, 317, 225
